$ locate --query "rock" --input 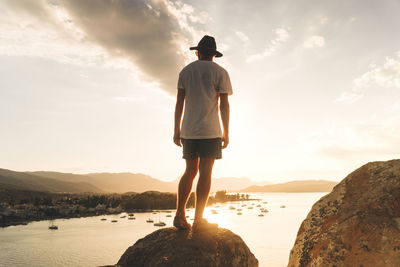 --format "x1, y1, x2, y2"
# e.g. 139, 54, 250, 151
288, 159, 400, 267
116, 227, 258, 267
